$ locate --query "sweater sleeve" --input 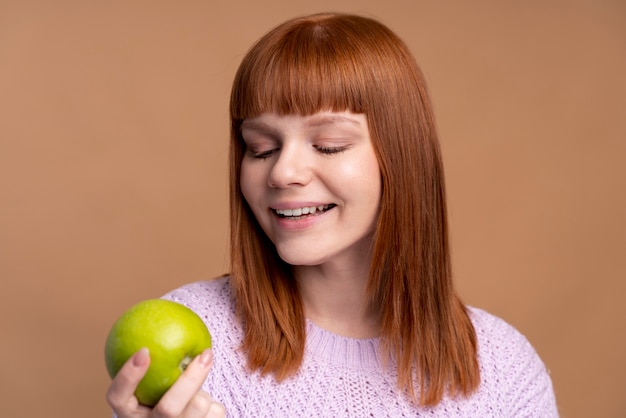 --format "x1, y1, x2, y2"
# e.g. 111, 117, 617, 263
504, 330, 559, 417
470, 307, 559, 417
